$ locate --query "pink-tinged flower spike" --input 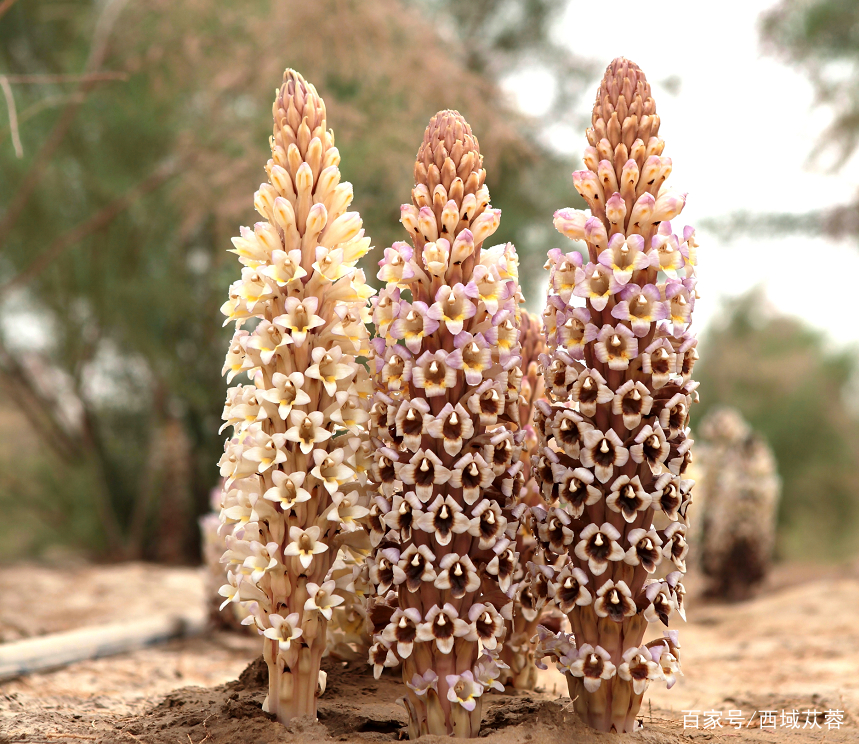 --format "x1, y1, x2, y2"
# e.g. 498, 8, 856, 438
217, 70, 373, 726
369, 110, 523, 738
533, 58, 699, 733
